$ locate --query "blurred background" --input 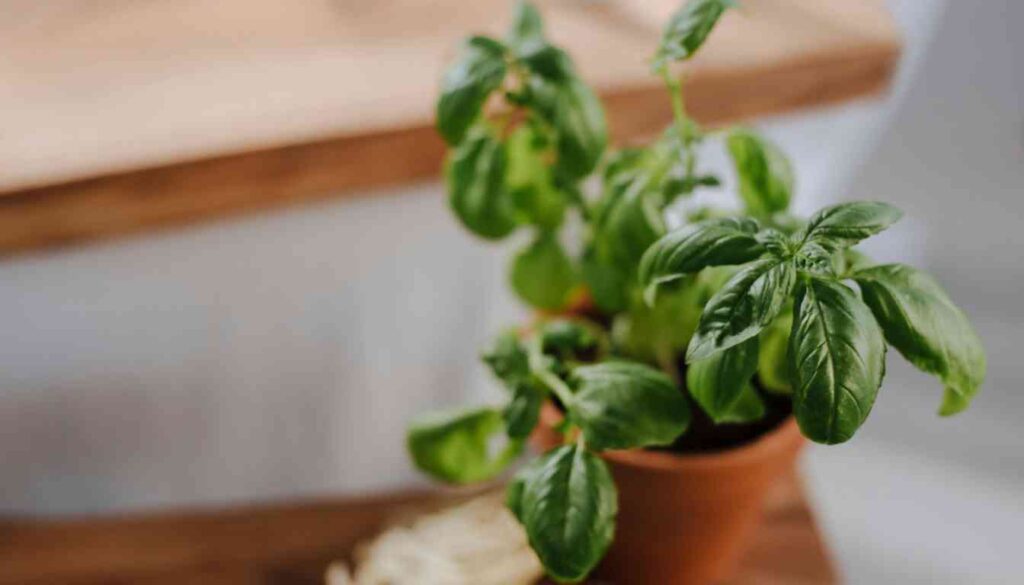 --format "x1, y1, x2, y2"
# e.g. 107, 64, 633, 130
0, 0, 1020, 583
